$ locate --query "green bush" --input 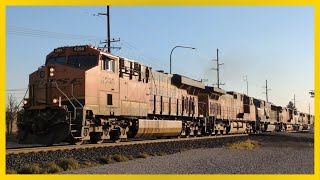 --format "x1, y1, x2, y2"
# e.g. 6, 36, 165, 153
58, 158, 80, 171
